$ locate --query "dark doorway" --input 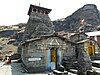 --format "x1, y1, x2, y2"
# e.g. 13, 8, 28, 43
50, 47, 58, 69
